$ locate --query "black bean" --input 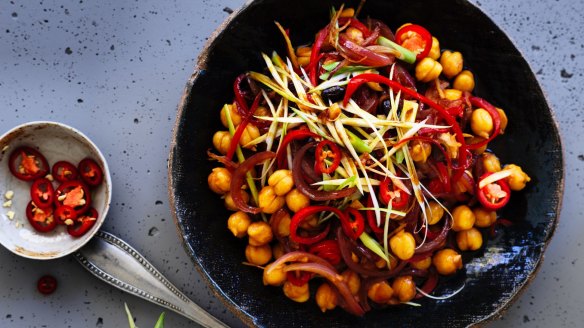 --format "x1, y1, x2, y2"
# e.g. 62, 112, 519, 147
322, 86, 346, 103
